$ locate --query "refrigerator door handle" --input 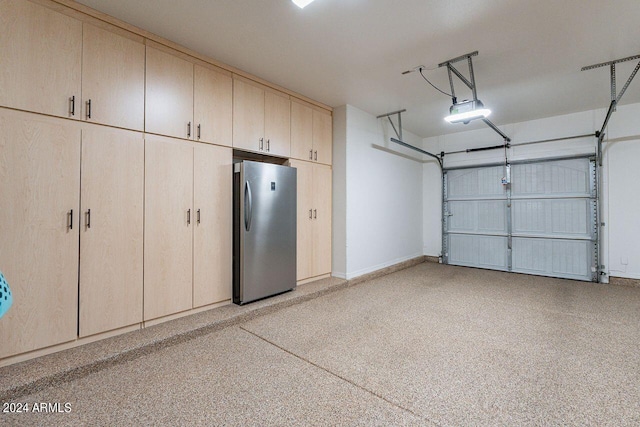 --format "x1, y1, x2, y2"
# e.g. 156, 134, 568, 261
244, 181, 253, 231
